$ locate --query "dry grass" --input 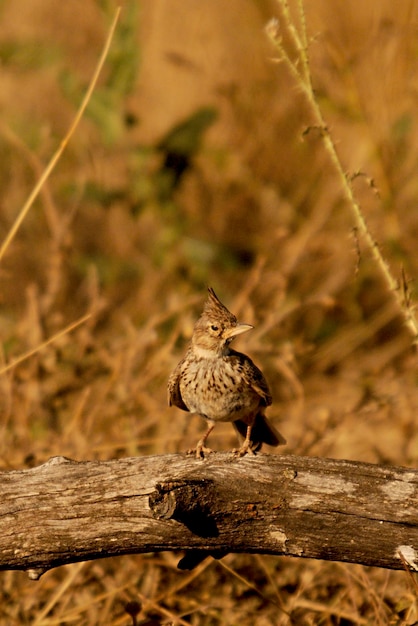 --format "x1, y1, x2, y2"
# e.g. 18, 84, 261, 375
0, 0, 418, 623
